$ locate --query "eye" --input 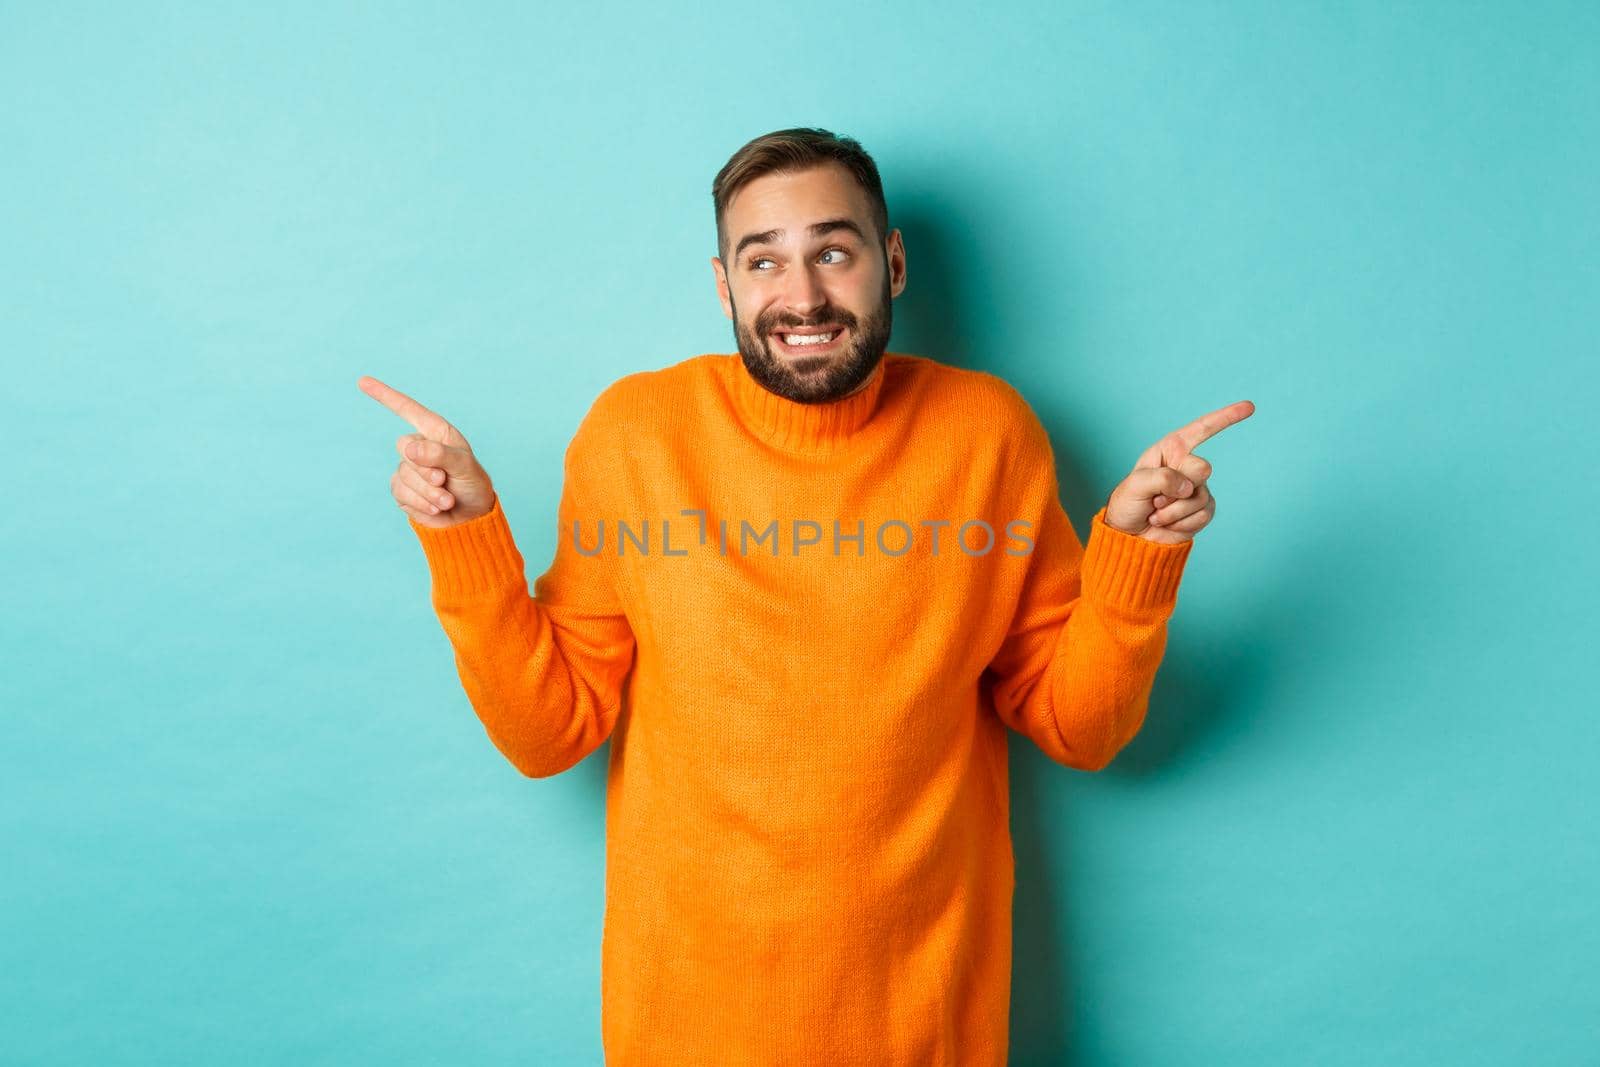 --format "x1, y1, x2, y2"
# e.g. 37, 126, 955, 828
747, 247, 853, 272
